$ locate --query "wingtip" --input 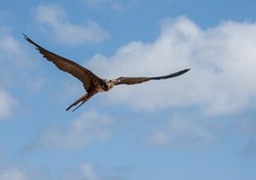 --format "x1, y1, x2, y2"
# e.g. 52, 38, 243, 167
178, 68, 190, 76
22, 33, 40, 48
184, 68, 190, 72
22, 32, 29, 40
182, 68, 191, 73
22, 33, 33, 44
